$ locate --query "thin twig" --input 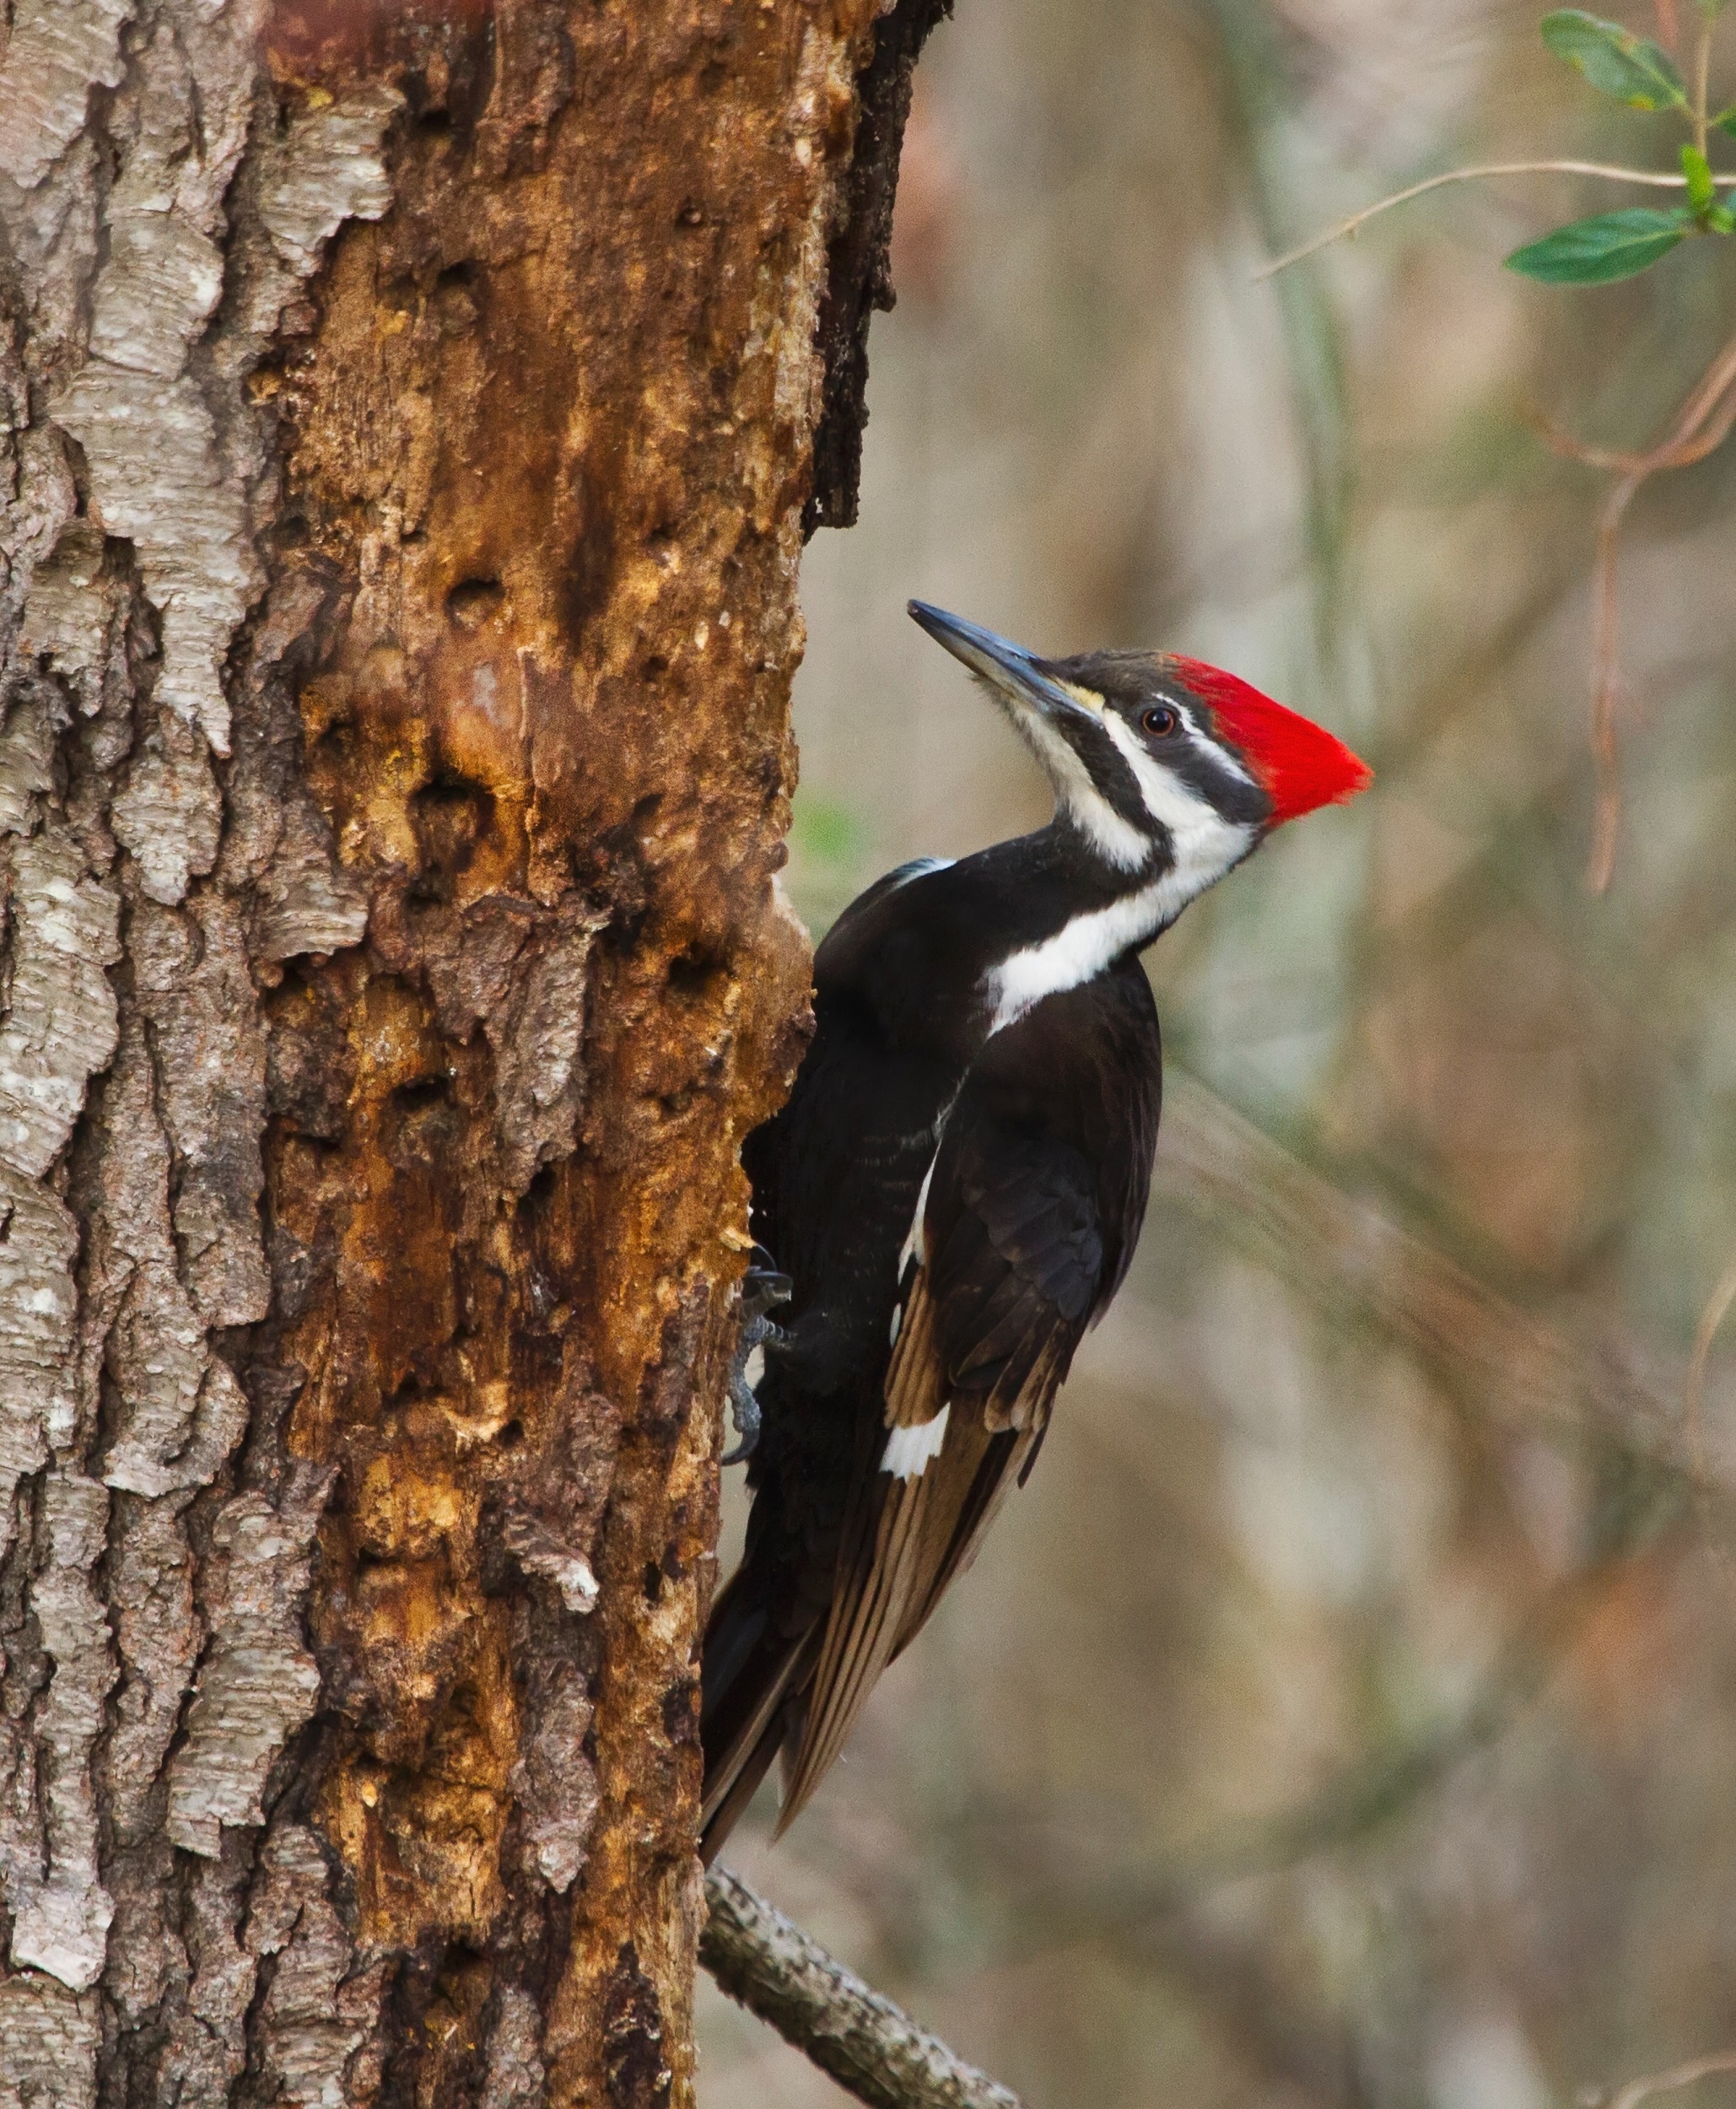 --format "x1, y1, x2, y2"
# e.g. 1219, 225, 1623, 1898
701, 1865, 1026, 2109
998, 1548, 1636, 1922
1694, 19, 1714, 160
1255, 161, 1726, 281
1686, 1254, 1736, 1620
1586, 472, 1641, 893
1606, 2048, 1736, 2109
1547, 328, 1736, 891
